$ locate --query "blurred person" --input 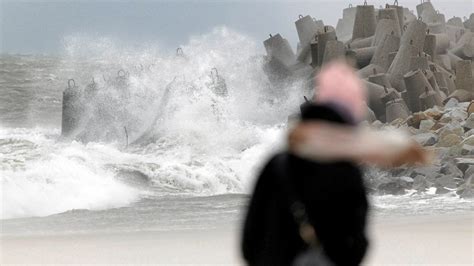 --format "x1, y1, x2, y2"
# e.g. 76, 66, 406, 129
241, 61, 430, 266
